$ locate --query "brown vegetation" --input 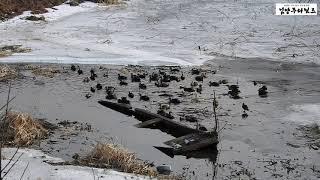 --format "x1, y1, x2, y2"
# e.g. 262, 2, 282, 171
0, 0, 66, 20
2, 111, 49, 146
32, 67, 60, 78
81, 143, 158, 177
0, 45, 31, 57
0, 65, 17, 81
97, 0, 120, 5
